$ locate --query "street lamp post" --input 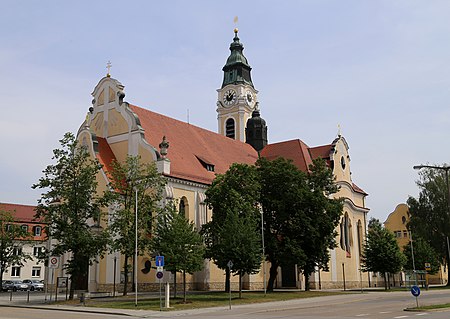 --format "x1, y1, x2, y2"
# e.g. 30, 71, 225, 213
135, 187, 138, 307
260, 210, 266, 296
413, 164, 450, 285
